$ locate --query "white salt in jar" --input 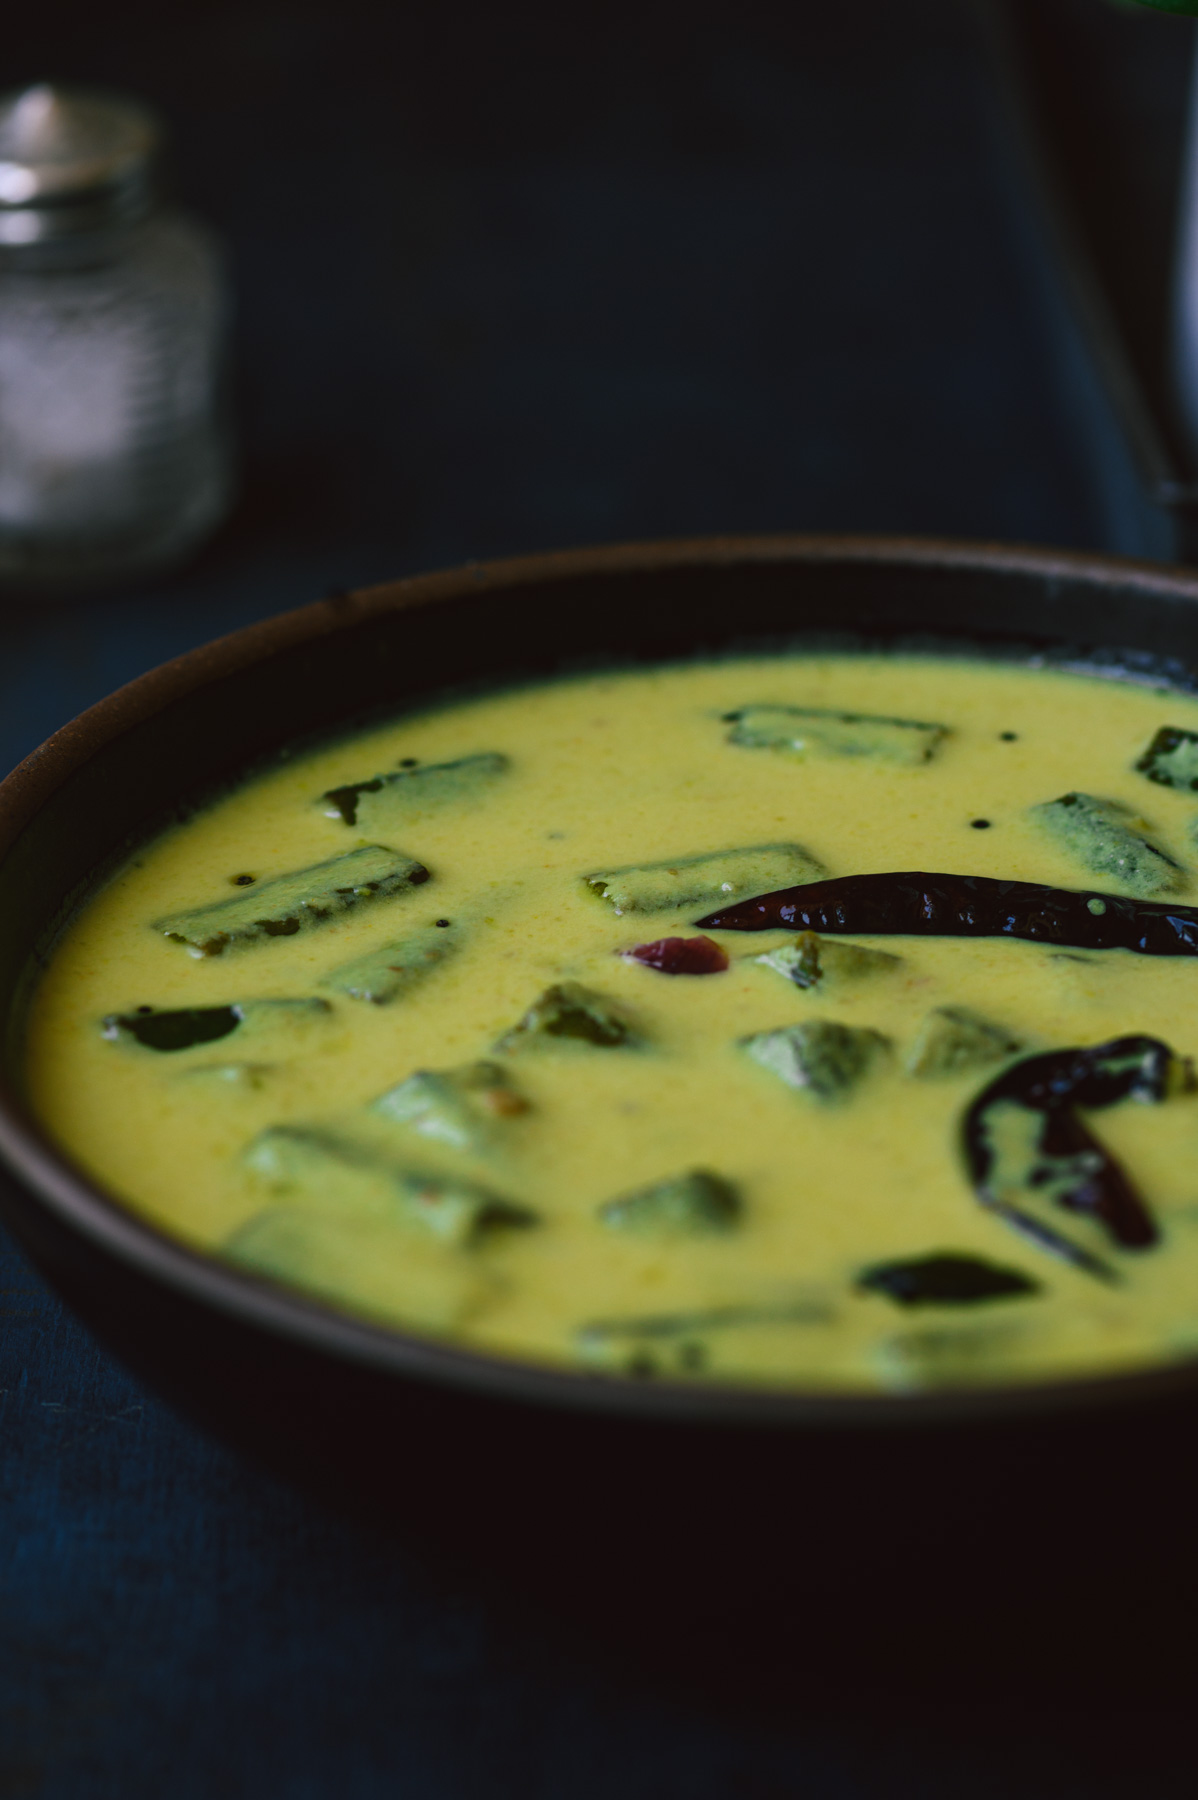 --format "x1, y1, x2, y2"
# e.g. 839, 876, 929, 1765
0, 84, 232, 593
